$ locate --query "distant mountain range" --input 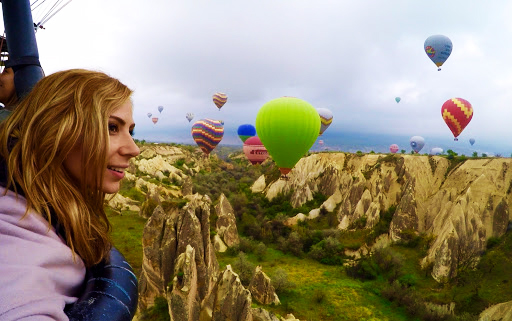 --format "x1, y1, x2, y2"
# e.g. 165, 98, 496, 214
136, 129, 511, 158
